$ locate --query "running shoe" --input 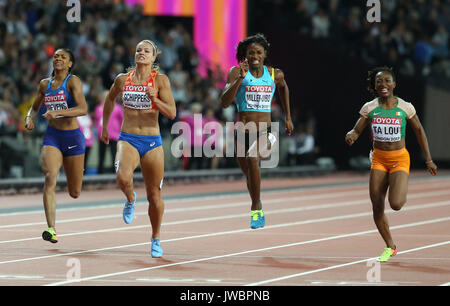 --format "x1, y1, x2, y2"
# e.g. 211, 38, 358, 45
151, 238, 163, 258
378, 247, 398, 262
123, 192, 136, 224
42, 227, 58, 243
250, 209, 265, 229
